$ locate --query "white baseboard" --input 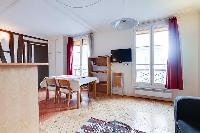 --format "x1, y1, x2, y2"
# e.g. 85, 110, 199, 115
135, 89, 172, 99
